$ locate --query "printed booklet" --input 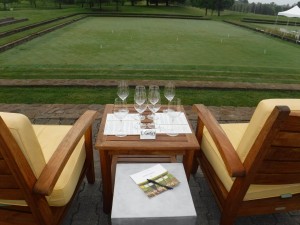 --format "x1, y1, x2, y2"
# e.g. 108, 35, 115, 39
130, 164, 180, 198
